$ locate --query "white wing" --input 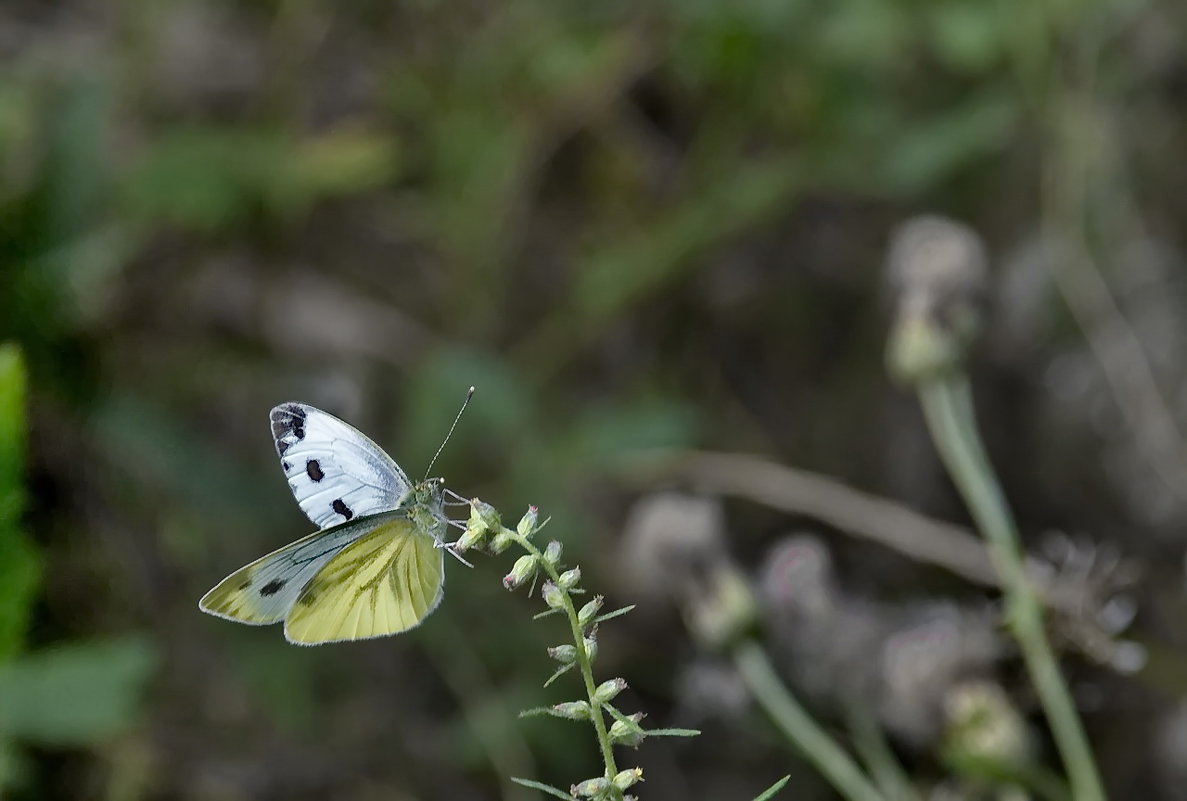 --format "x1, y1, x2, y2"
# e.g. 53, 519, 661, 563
199, 510, 410, 624
270, 403, 411, 529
